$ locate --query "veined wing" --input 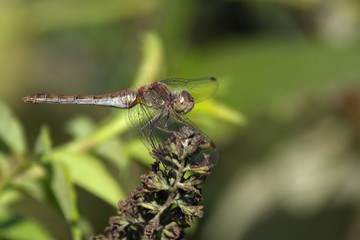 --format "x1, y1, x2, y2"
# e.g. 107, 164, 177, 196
177, 114, 219, 165
160, 77, 218, 103
127, 103, 186, 152
127, 102, 165, 151
127, 104, 218, 165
